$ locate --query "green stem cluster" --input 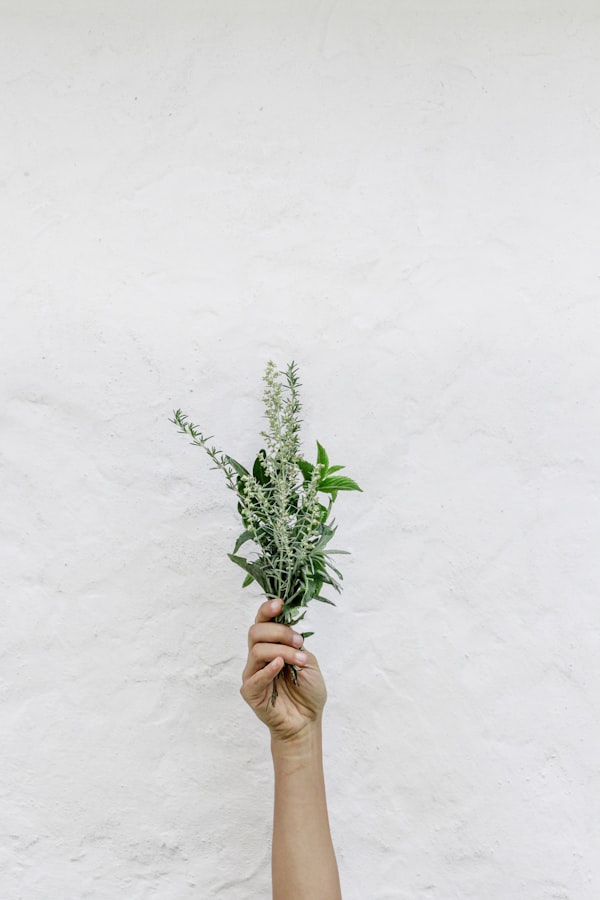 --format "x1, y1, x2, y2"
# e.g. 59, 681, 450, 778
170, 360, 362, 642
